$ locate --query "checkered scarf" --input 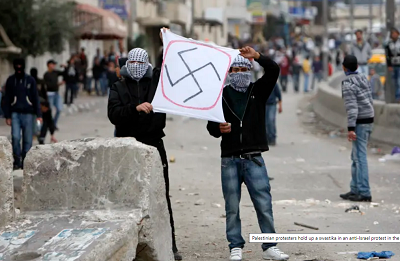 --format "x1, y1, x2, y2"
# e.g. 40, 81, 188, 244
126, 48, 149, 80
229, 55, 252, 92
